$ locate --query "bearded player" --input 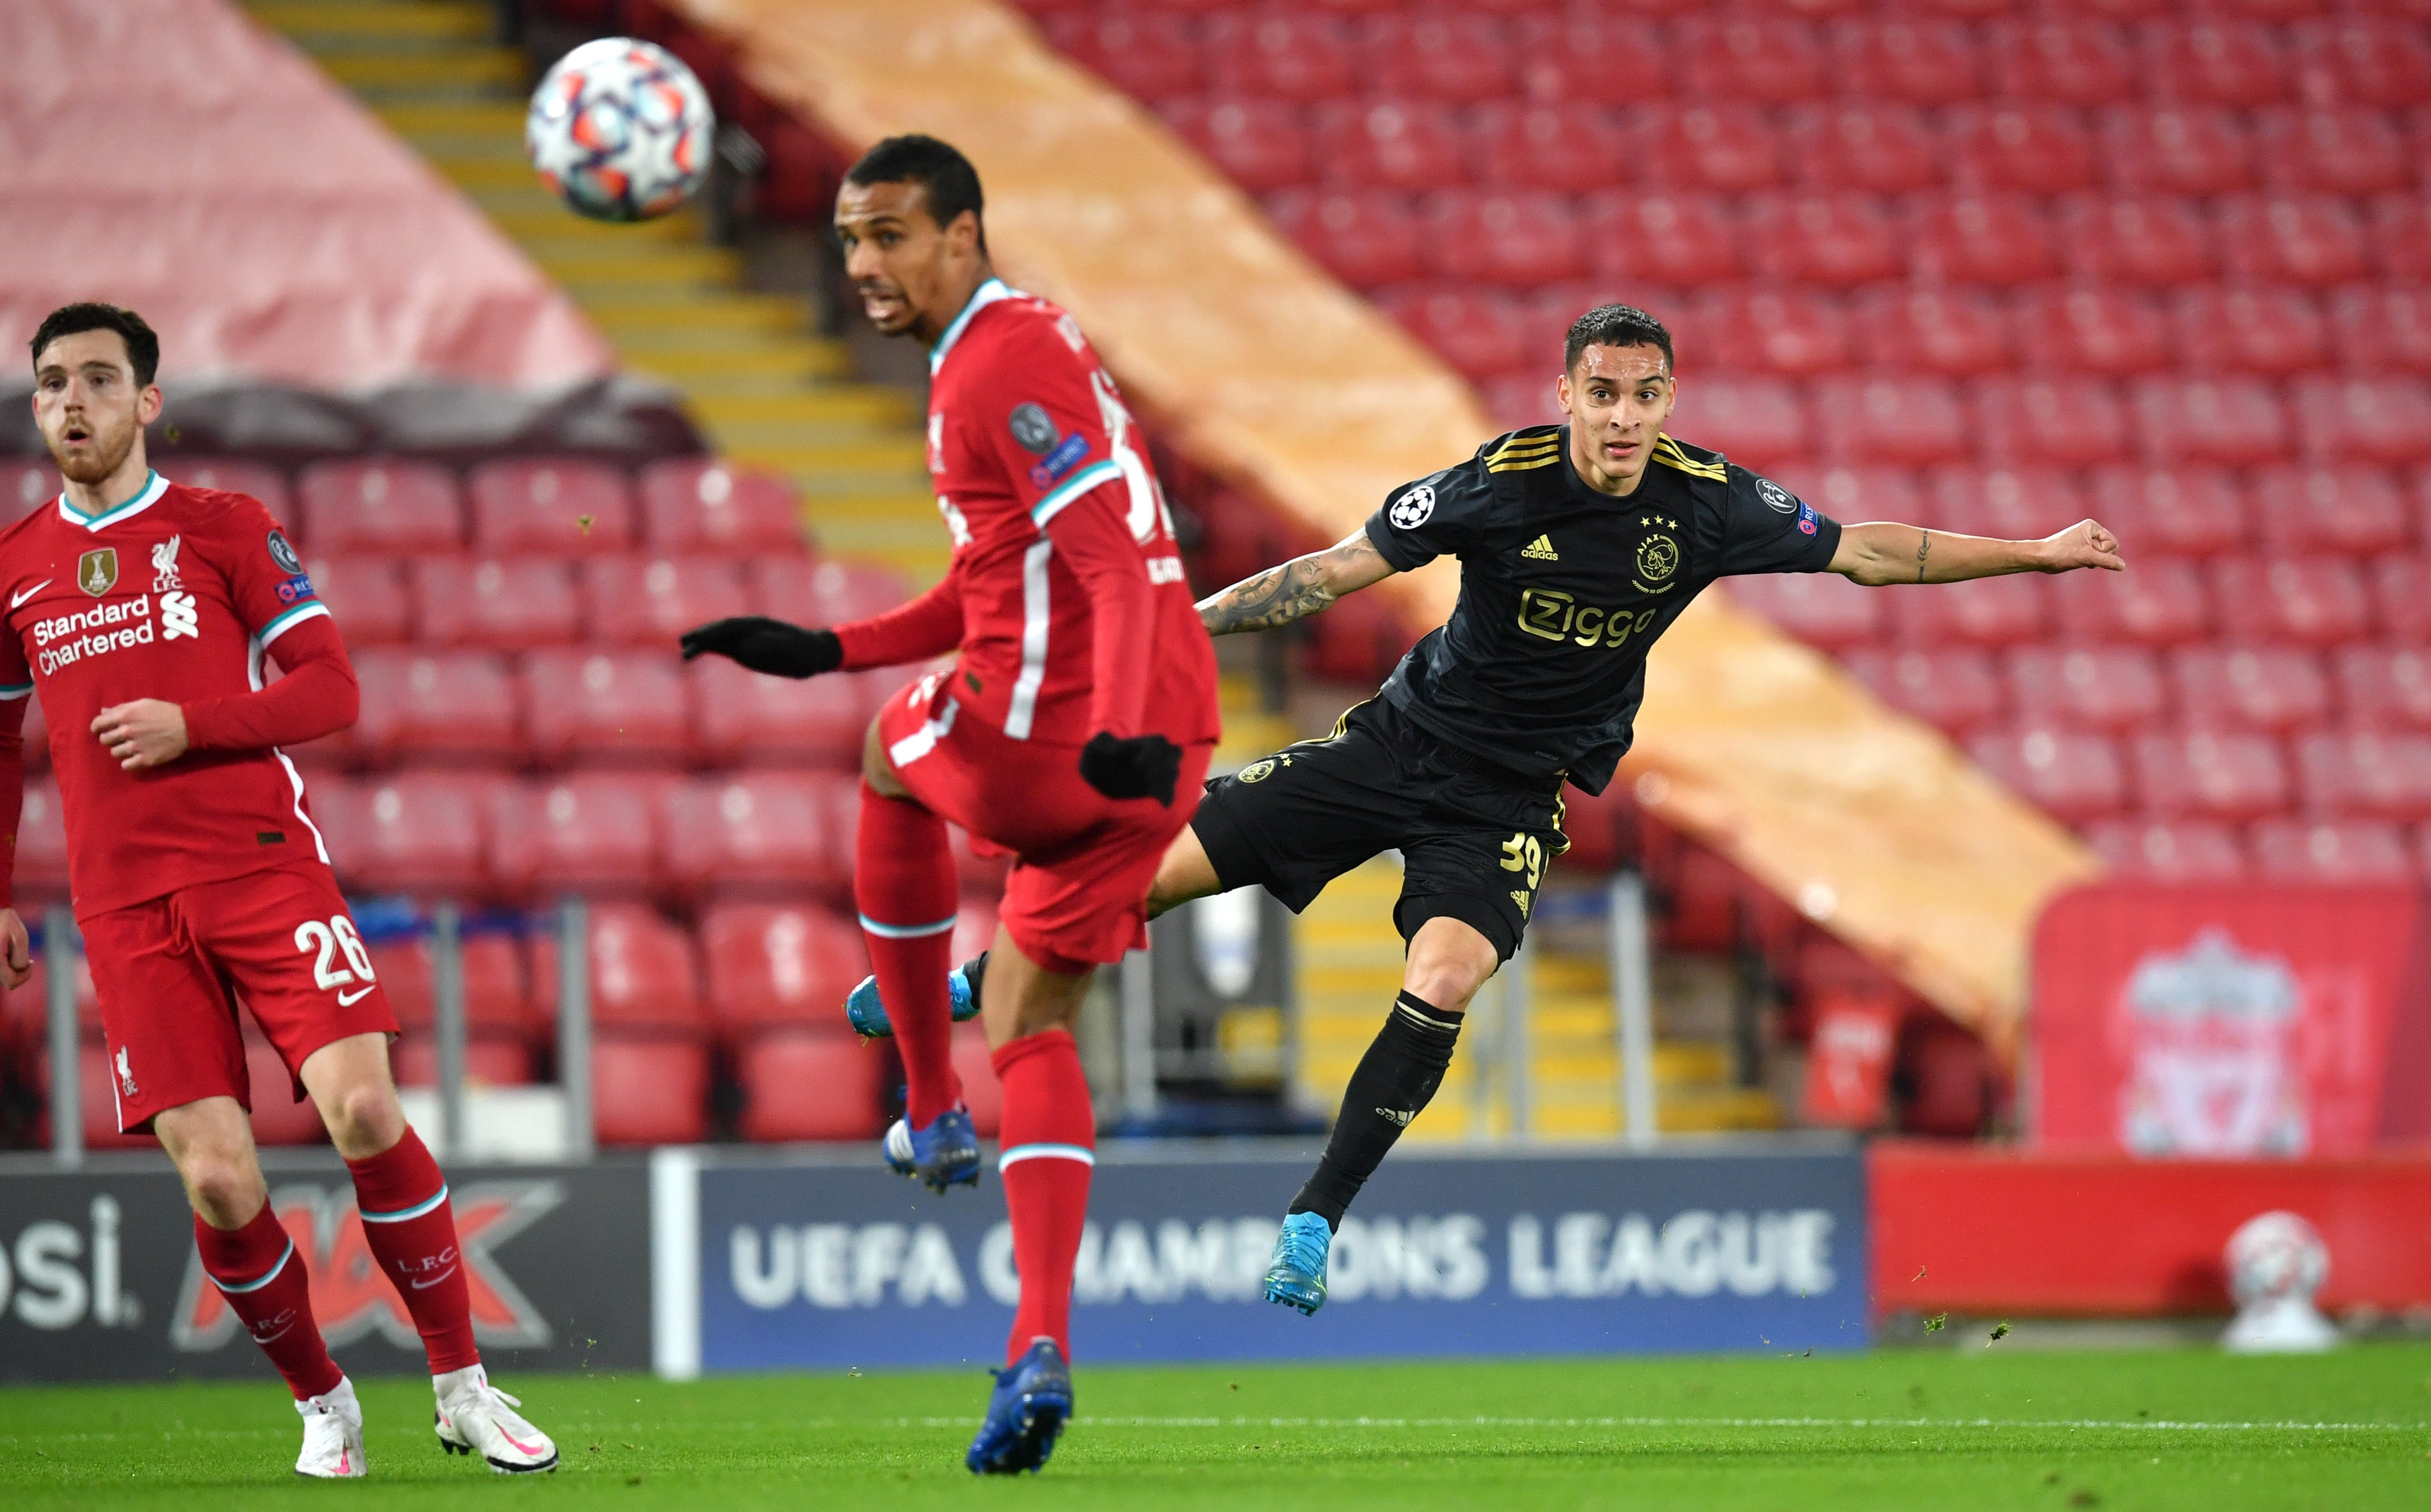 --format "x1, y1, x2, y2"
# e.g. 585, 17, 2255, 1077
680, 137, 1218, 1475
6, 305, 556, 1477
